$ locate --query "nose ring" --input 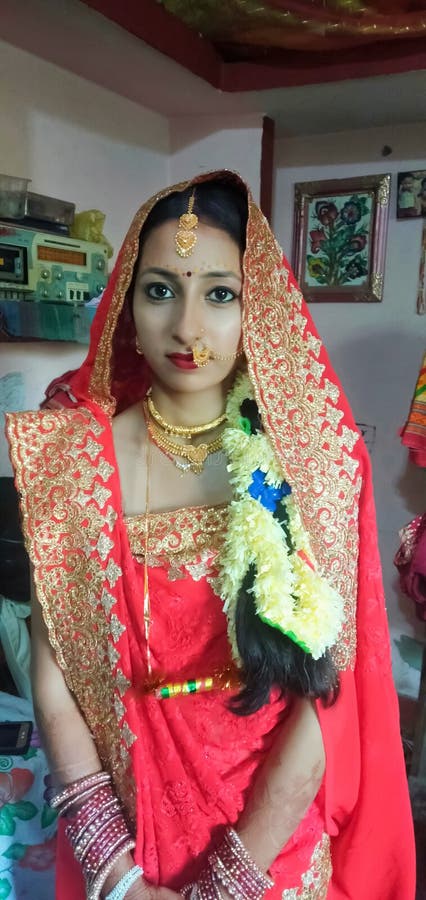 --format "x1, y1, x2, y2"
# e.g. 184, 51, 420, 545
191, 330, 211, 368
